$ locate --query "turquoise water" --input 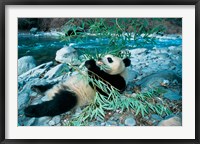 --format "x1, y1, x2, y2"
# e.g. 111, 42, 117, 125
18, 32, 182, 65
